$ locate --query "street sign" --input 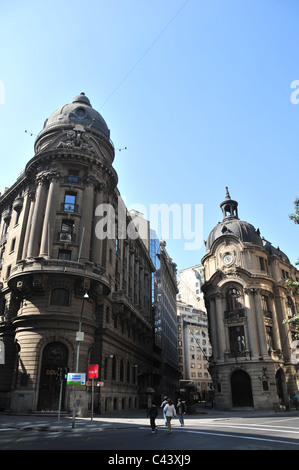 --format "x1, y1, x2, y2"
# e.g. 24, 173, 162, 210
86, 381, 104, 387
67, 373, 86, 385
76, 332, 84, 342
88, 364, 99, 379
